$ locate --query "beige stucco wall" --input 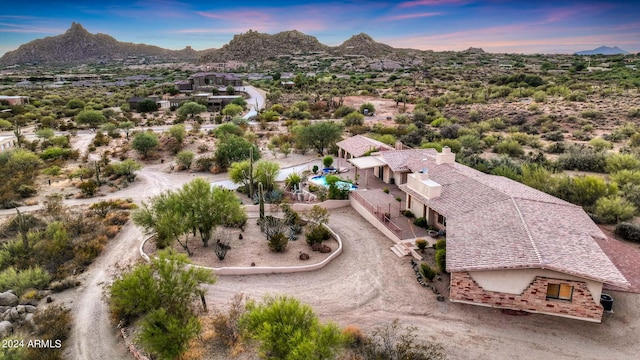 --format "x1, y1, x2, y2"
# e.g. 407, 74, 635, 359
469, 269, 603, 300
351, 196, 400, 241
406, 194, 426, 218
